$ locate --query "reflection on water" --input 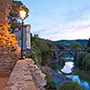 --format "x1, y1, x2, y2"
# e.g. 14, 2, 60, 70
60, 57, 90, 90
61, 62, 74, 74
66, 75, 90, 90
61, 57, 74, 60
